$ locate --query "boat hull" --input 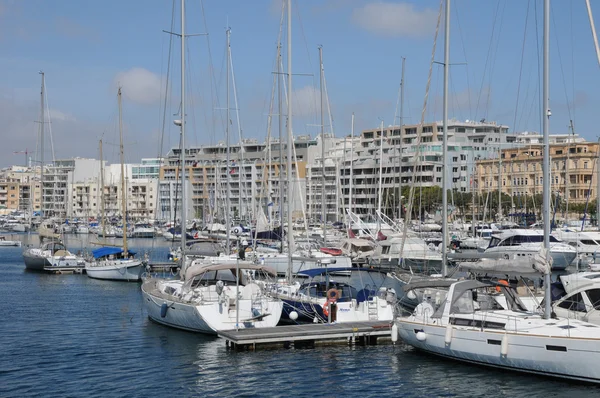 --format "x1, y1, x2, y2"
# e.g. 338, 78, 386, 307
397, 319, 600, 383
85, 260, 144, 281
141, 279, 284, 334
0, 241, 21, 247
23, 251, 85, 272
